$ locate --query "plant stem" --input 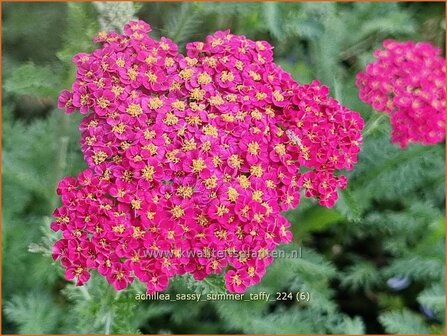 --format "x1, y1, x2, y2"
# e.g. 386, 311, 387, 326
79, 284, 92, 301
104, 312, 113, 335
363, 113, 387, 138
